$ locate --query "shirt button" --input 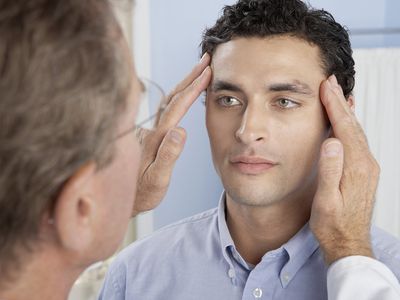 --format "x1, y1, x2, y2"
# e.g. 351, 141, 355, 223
283, 273, 291, 283
228, 268, 235, 278
253, 287, 263, 298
